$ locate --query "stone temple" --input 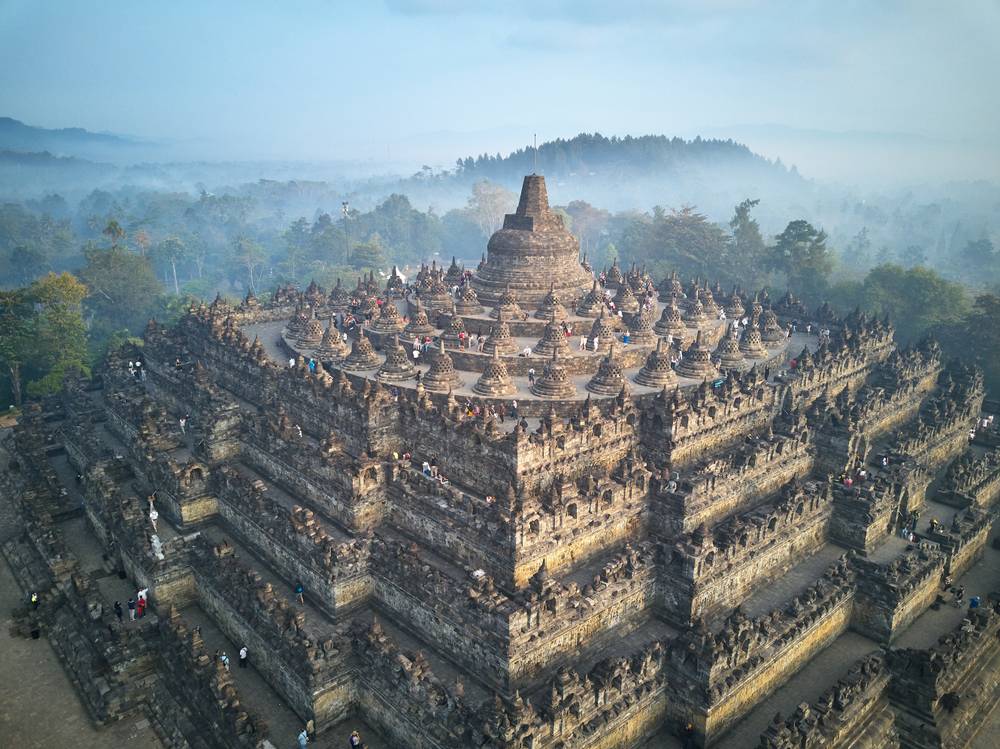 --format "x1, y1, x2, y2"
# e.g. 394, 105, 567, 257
471, 174, 594, 308
3, 173, 1000, 749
